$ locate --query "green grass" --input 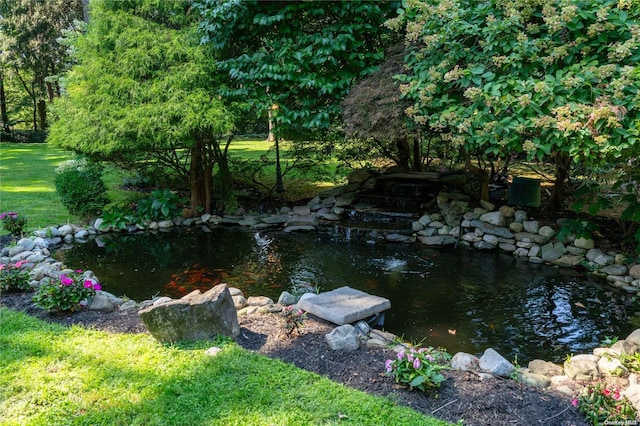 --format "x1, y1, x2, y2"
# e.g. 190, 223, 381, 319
0, 143, 136, 230
0, 309, 448, 426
